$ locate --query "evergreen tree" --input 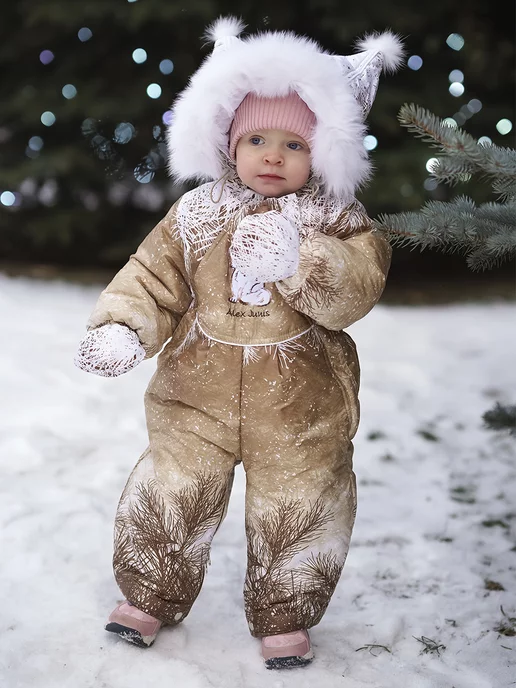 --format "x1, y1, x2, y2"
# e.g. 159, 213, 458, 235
0, 0, 513, 268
